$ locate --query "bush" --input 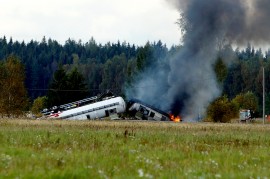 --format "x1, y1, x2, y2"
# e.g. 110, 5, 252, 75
31, 96, 48, 117
232, 91, 258, 112
207, 96, 238, 123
